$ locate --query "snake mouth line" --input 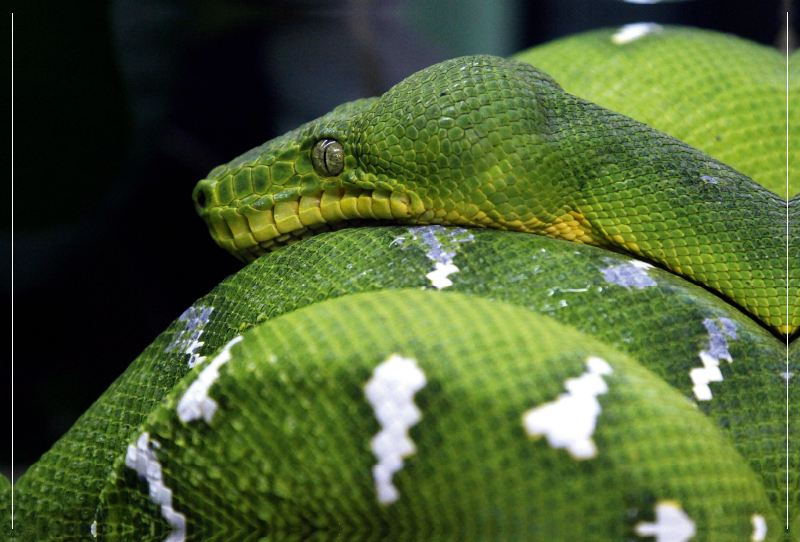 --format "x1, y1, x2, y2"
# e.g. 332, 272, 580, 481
205, 187, 418, 262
